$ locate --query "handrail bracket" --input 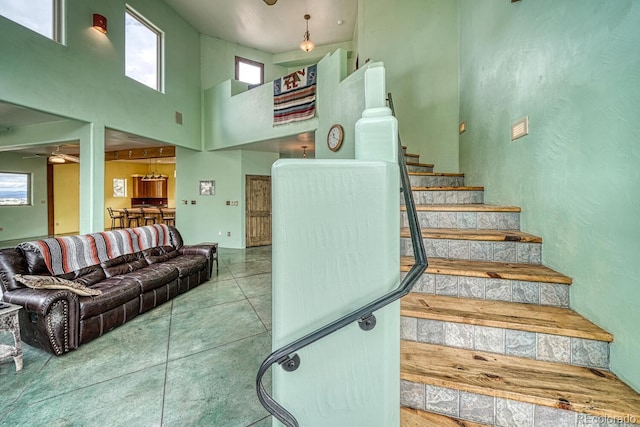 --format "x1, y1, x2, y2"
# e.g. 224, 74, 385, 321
358, 313, 377, 331
278, 354, 301, 372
